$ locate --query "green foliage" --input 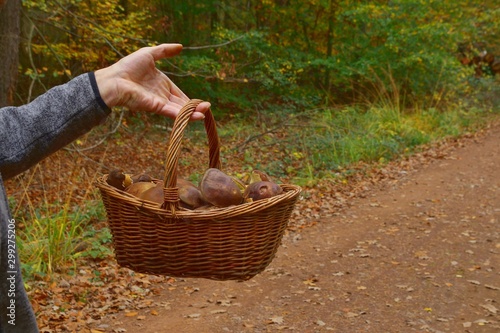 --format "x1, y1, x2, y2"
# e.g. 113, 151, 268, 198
18, 0, 155, 101
325, 1, 475, 106
157, 0, 499, 114
170, 27, 323, 116
18, 0, 500, 113
76, 226, 114, 260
